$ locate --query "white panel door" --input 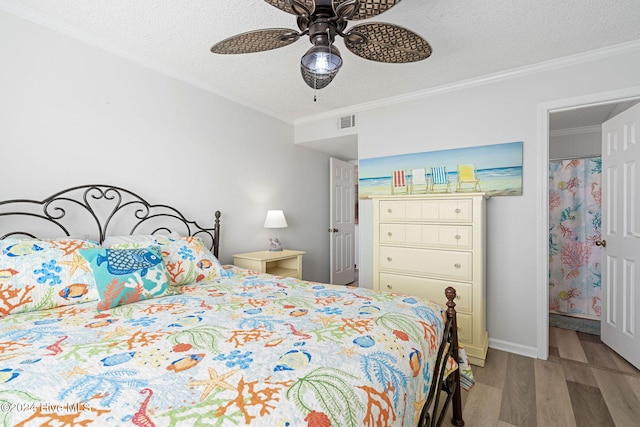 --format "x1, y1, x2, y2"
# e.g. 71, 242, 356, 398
601, 103, 640, 369
329, 158, 355, 285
